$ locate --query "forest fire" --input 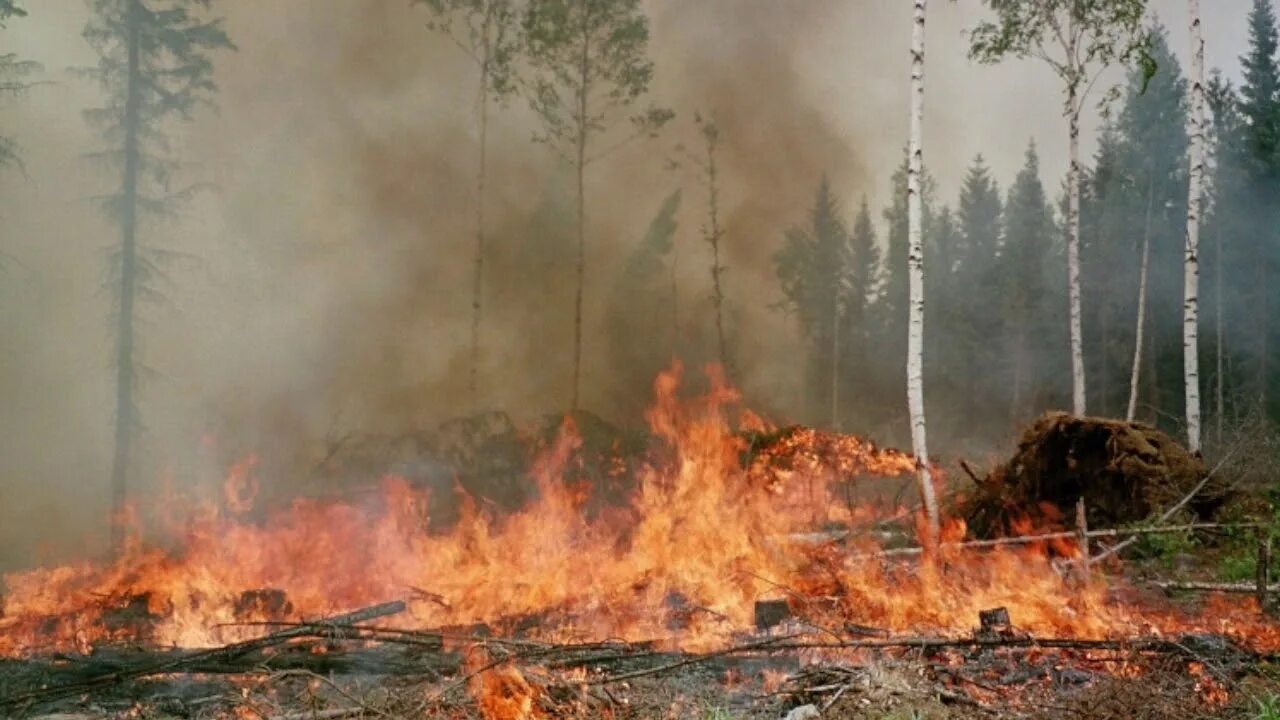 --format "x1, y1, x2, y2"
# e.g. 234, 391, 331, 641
1, 367, 1276, 667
